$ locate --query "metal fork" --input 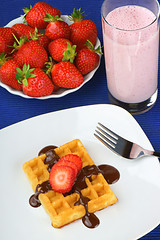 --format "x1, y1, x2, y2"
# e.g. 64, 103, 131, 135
94, 122, 160, 159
